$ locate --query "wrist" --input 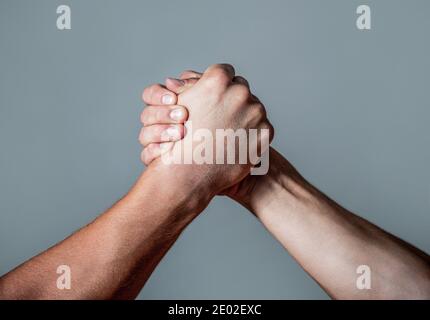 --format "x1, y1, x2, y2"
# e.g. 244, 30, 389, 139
132, 161, 216, 218
237, 148, 314, 217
